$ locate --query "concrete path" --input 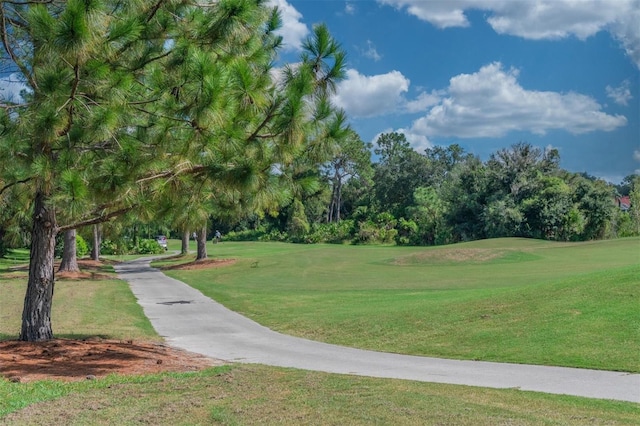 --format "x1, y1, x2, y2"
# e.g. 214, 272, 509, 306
115, 257, 640, 403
